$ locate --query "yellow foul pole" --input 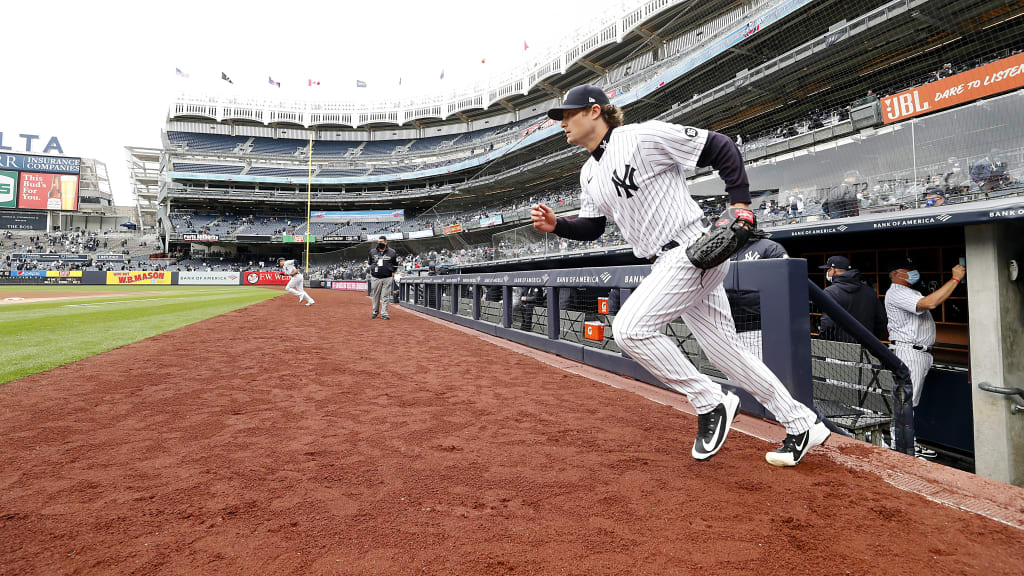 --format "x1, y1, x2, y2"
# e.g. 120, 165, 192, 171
305, 132, 313, 275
